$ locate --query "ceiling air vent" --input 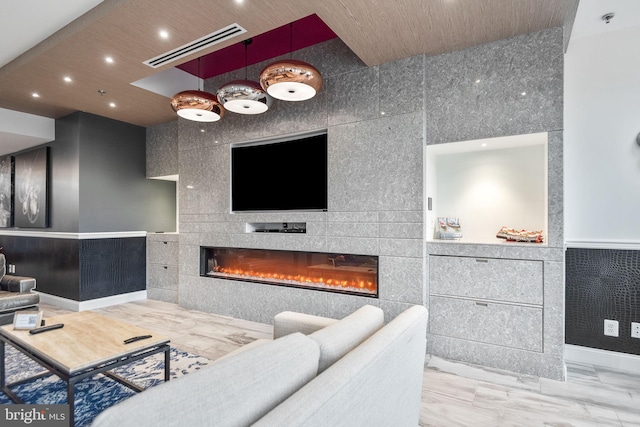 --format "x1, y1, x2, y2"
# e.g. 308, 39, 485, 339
143, 23, 247, 68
